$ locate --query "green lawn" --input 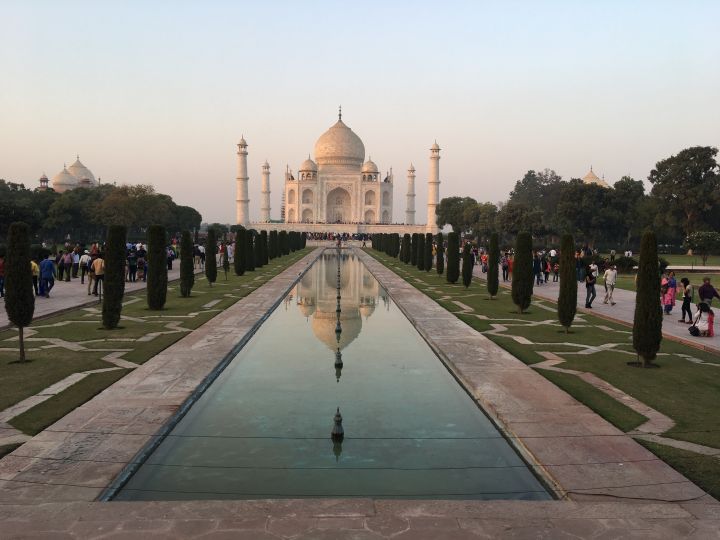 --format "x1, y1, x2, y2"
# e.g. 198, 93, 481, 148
367, 249, 720, 501
0, 249, 310, 435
